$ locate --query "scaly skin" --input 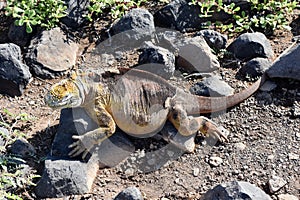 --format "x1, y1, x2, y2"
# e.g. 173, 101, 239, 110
45, 68, 264, 159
